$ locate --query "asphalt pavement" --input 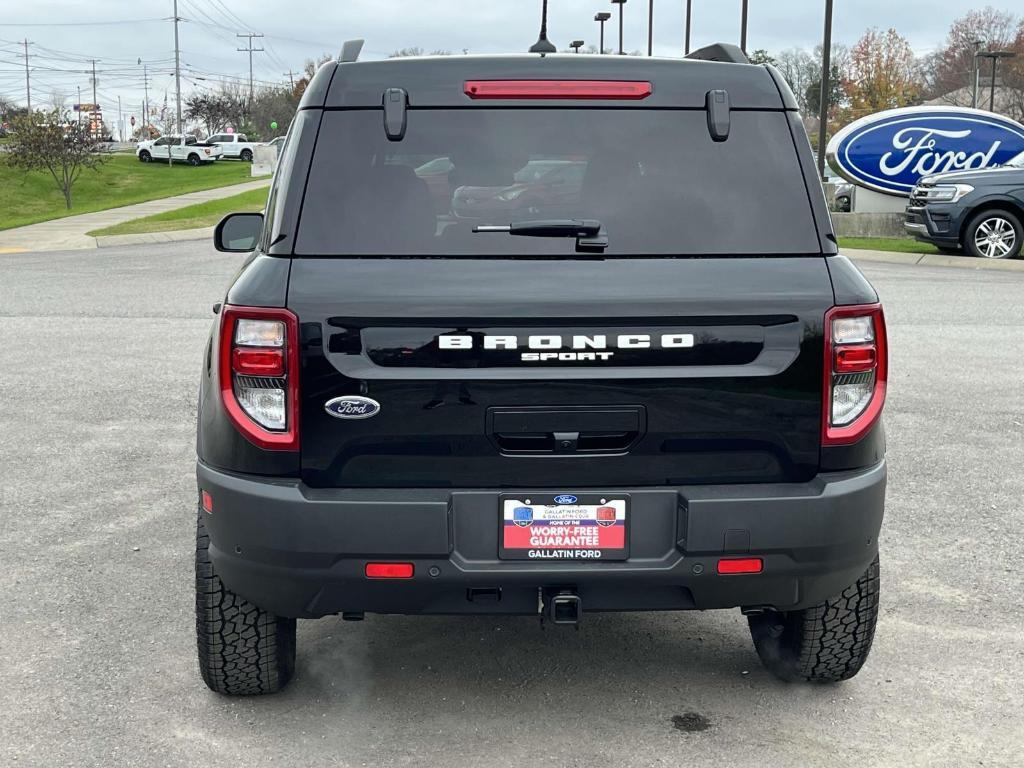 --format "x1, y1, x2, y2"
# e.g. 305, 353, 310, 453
0, 242, 1022, 767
